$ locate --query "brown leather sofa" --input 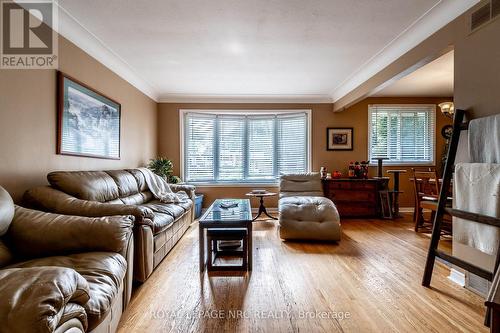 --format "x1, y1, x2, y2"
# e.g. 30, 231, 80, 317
0, 185, 134, 333
24, 169, 195, 282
